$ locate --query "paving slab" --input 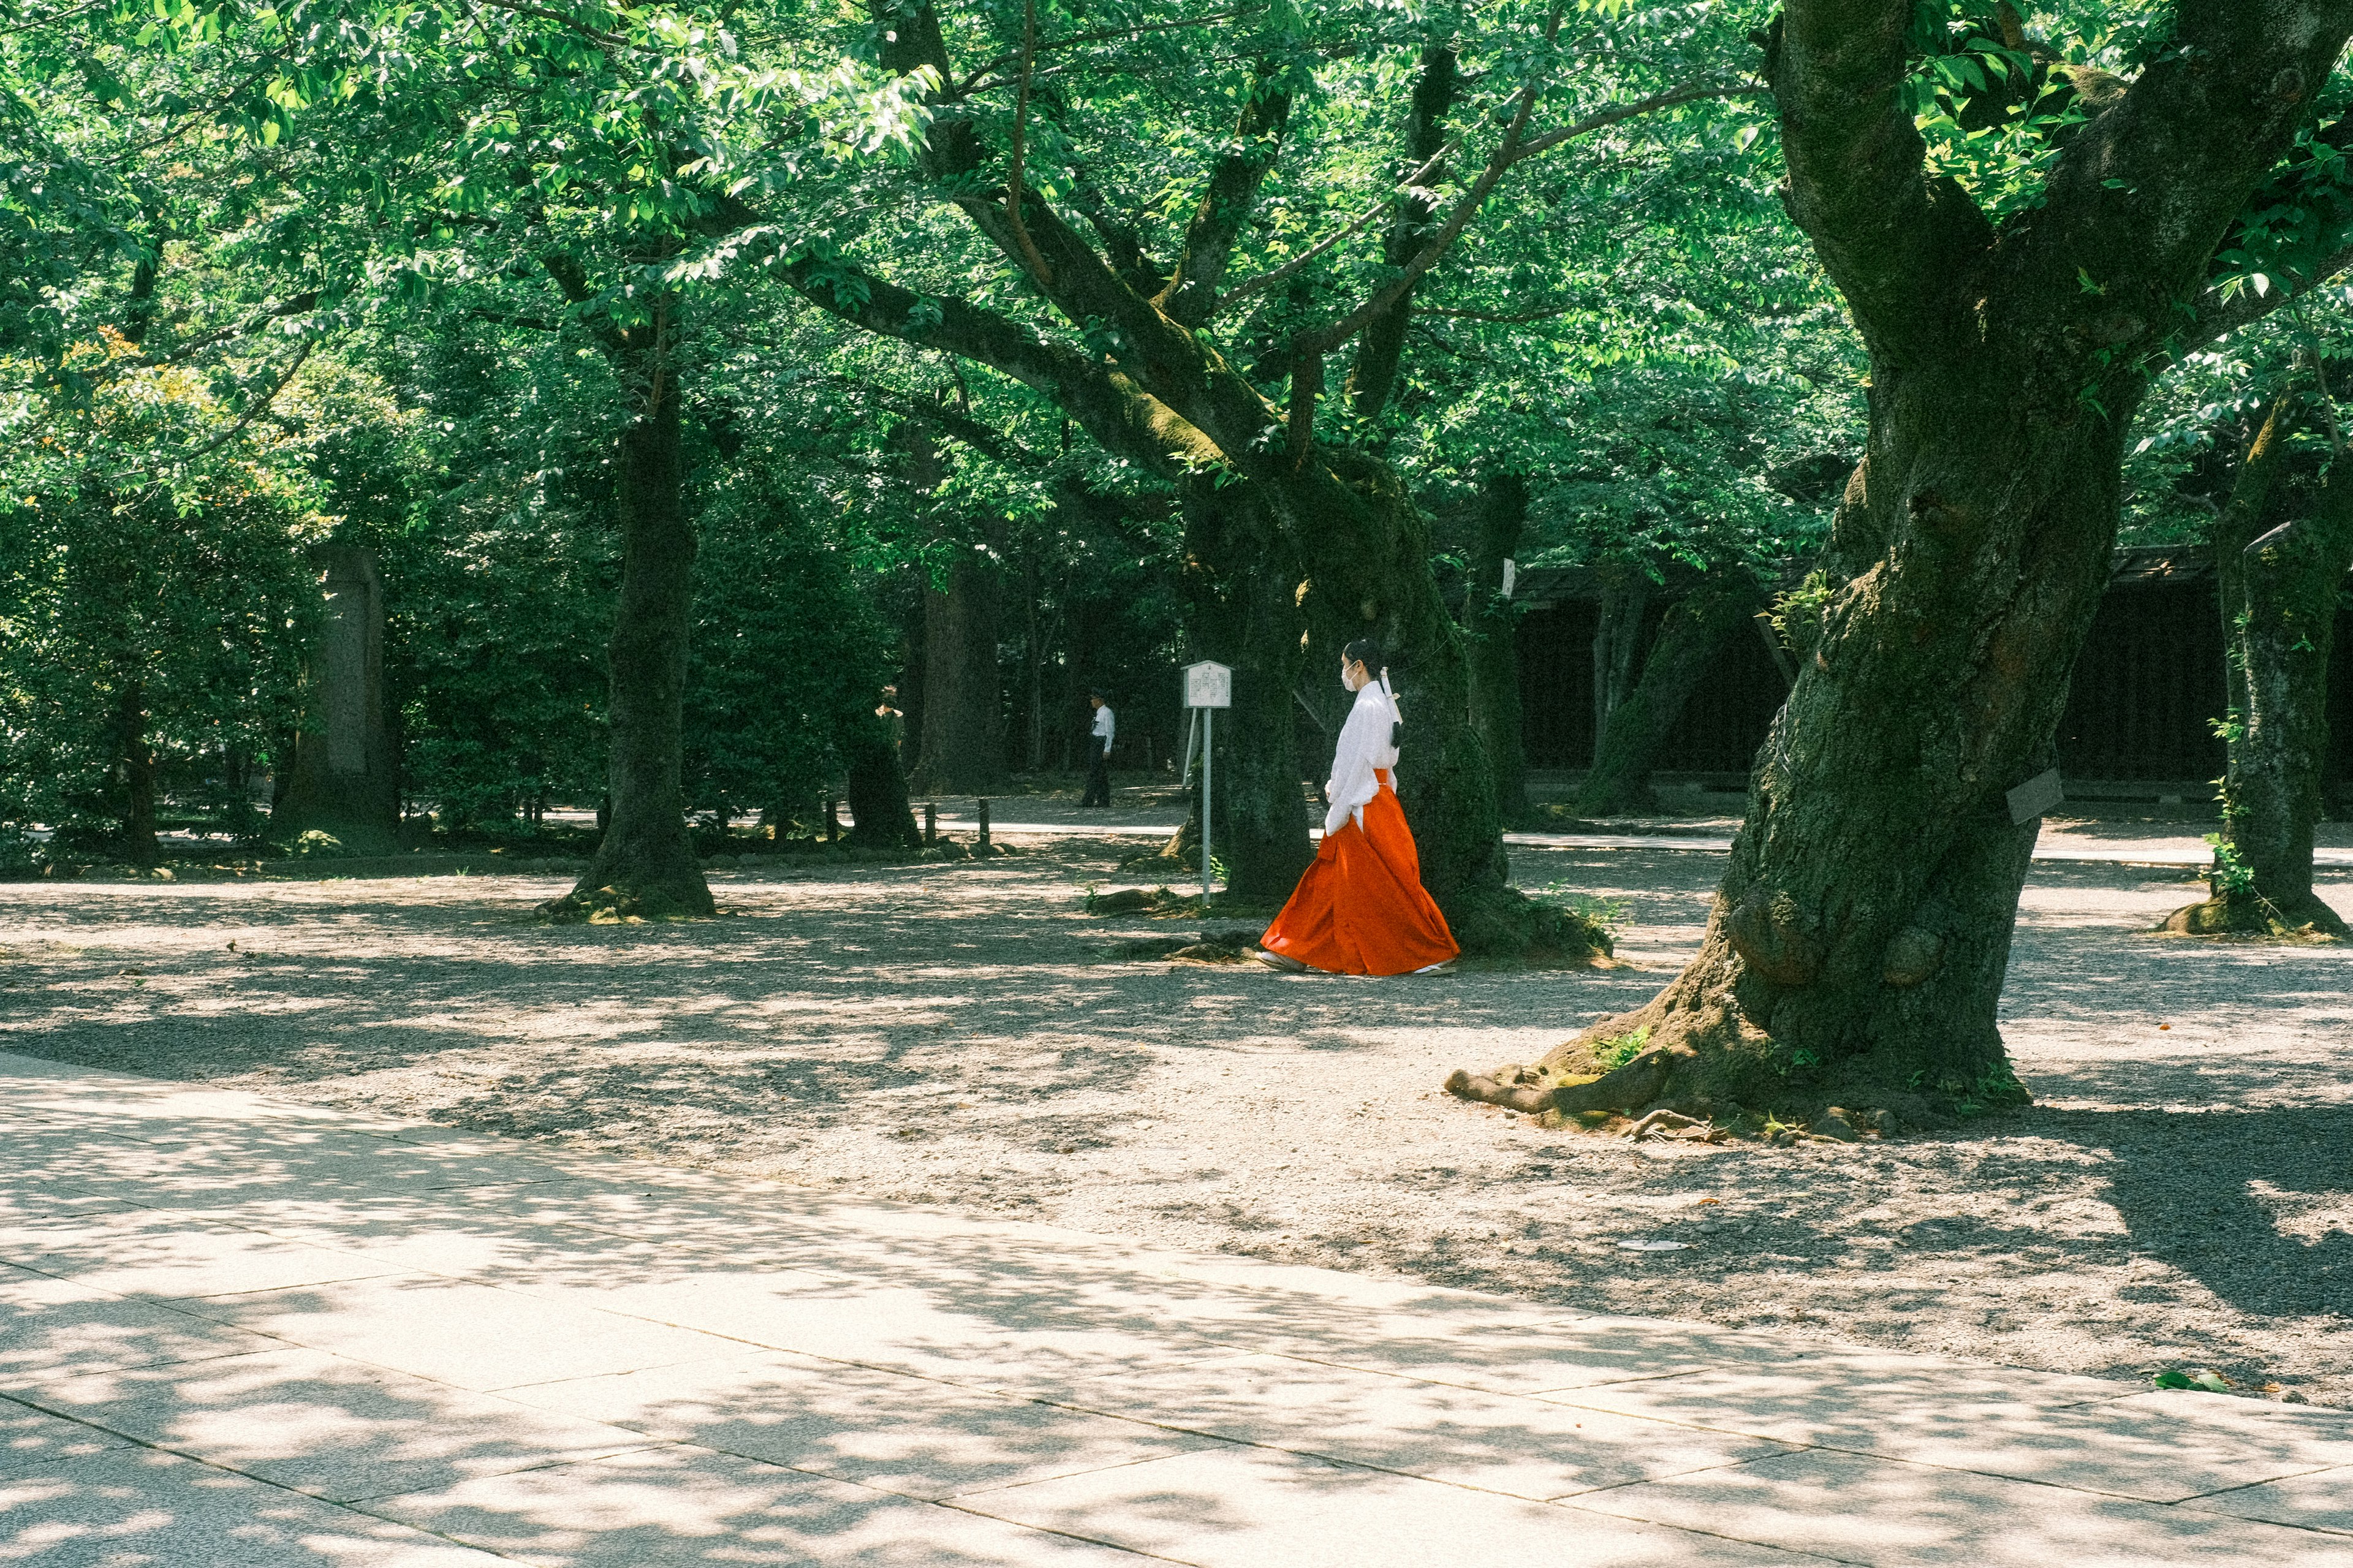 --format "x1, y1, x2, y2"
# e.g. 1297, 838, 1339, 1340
361, 1442, 1161, 1566
0, 1442, 509, 1565
163, 1274, 754, 1392
2186, 1465, 2353, 1536
950, 1443, 1843, 1566
0, 1396, 138, 1477
0, 1263, 278, 1379
1548, 1362, 2351, 1502
501, 1348, 1221, 1500
1057, 1350, 1790, 1501
0, 1206, 409, 1301
6, 1346, 656, 1504
1564, 1446, 2353, 1566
